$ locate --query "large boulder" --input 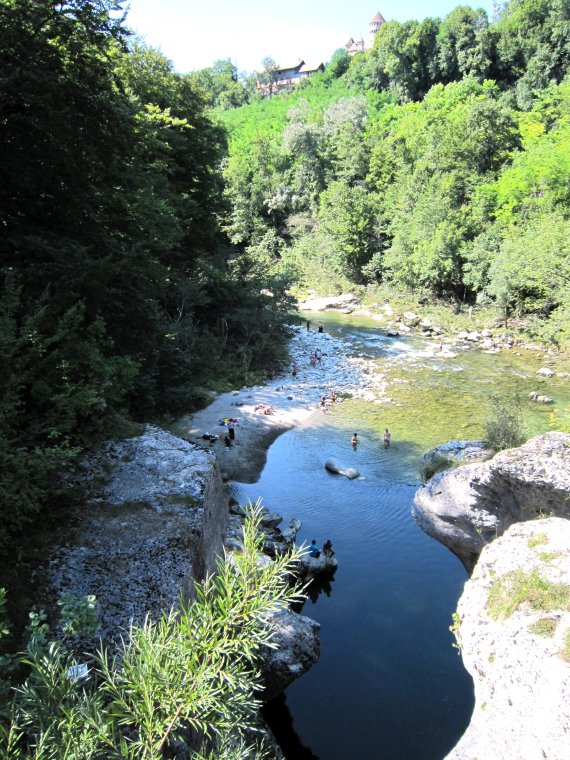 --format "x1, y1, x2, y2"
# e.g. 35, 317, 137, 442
447, 518, 570, 760
420, 440, 492, 470
260, 609, 321, 700
298, 554, 338, 579
413, 432, 570, 570
325, 458, 360, 479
